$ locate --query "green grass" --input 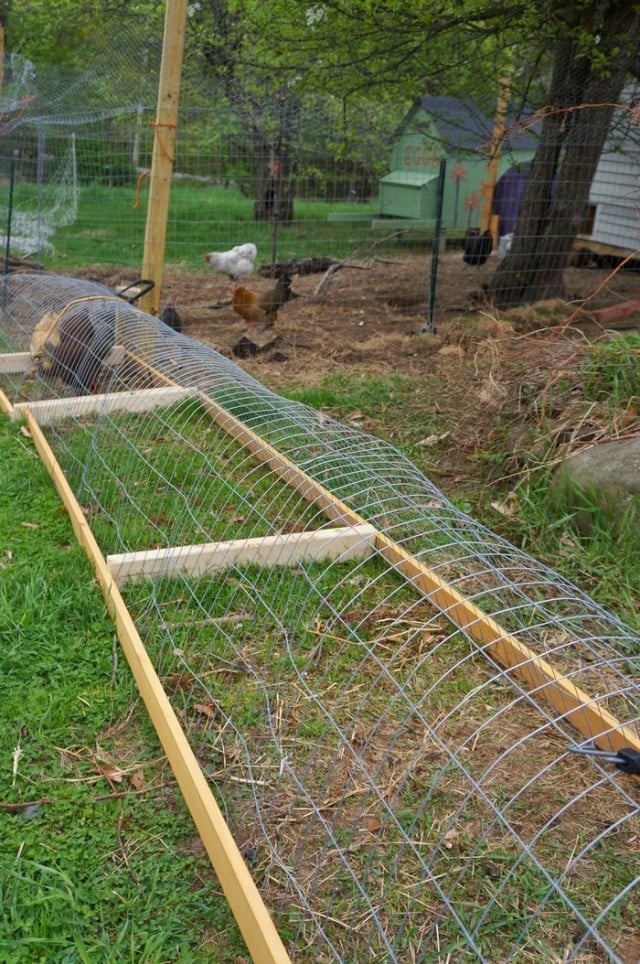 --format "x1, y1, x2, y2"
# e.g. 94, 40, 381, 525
504, 335, 640, 628
280, 364, 640, 631
580, 334, 640, 402
512, 459, 640, 628
0, 416, 248, 962
10, 180, 400, 271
